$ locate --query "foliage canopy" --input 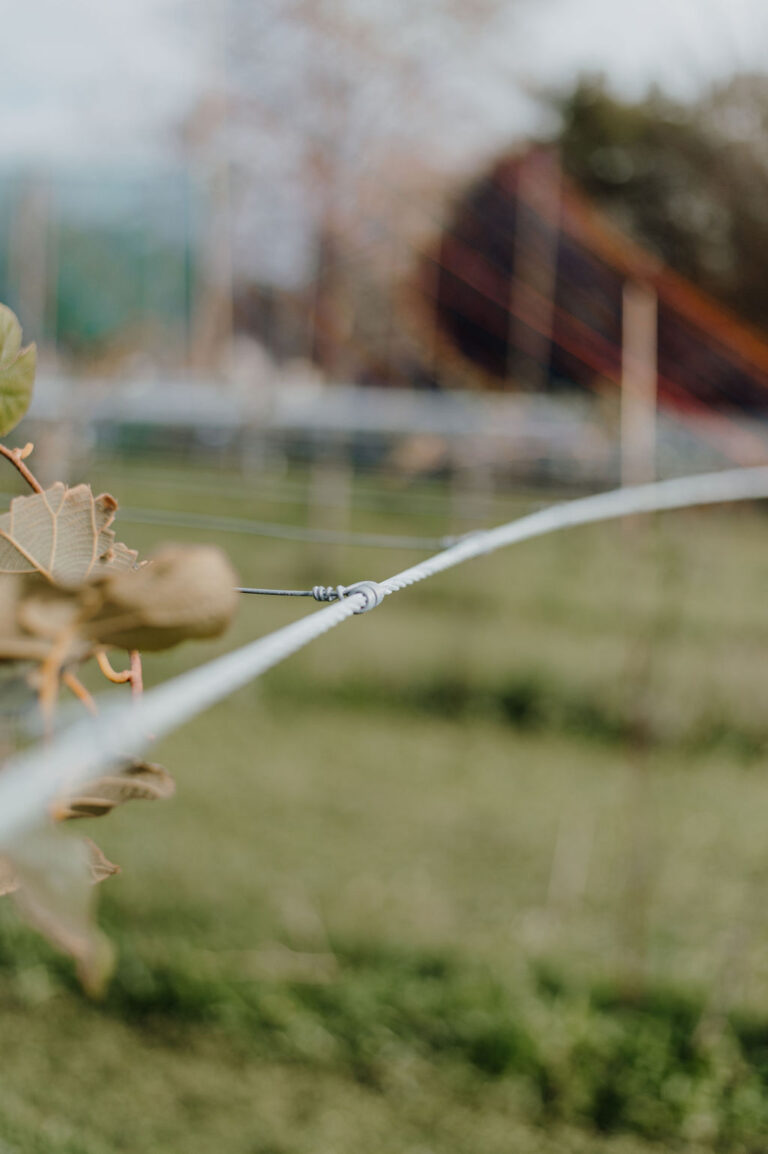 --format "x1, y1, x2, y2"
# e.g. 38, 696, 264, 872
0, 303, 237, 993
